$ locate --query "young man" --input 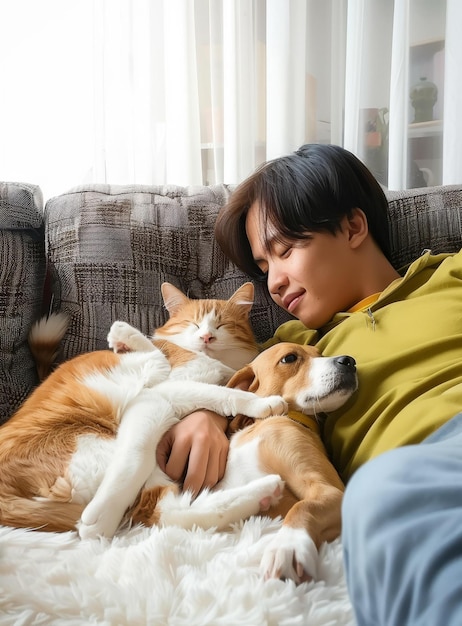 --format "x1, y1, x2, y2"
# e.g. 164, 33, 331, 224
158, 144, 462, 625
